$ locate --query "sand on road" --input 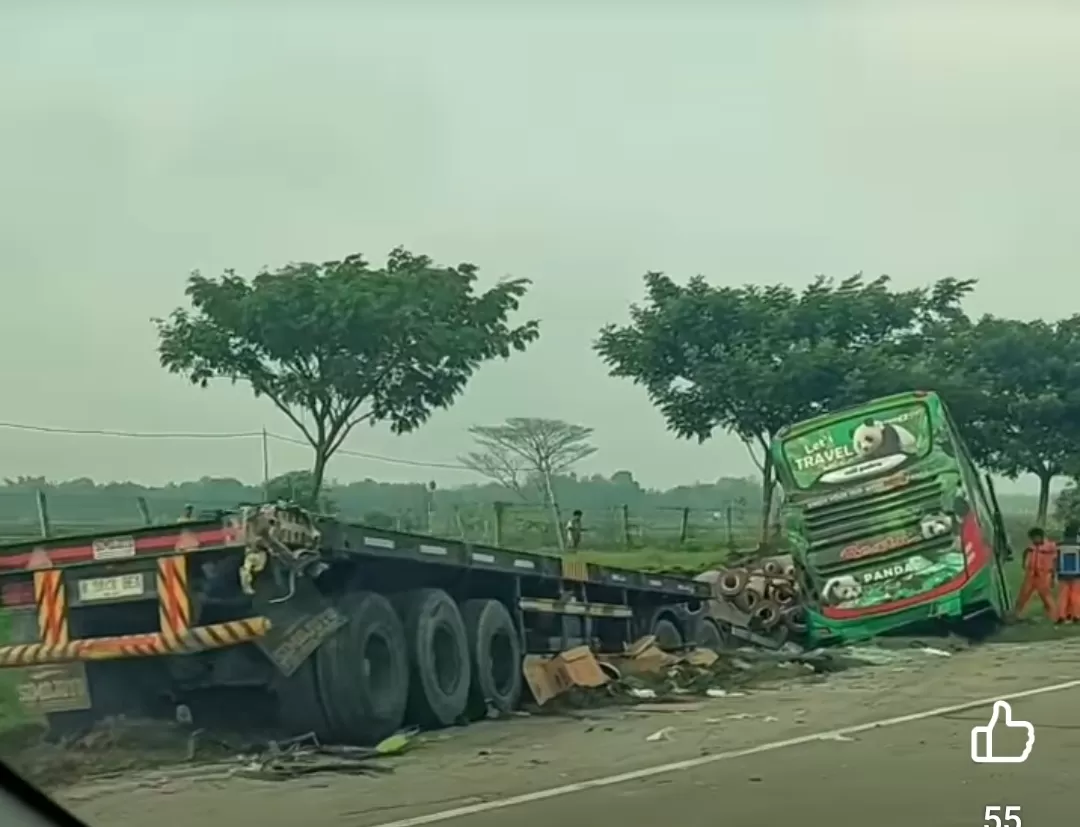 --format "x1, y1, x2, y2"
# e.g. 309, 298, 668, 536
55, 638, 1080, 827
